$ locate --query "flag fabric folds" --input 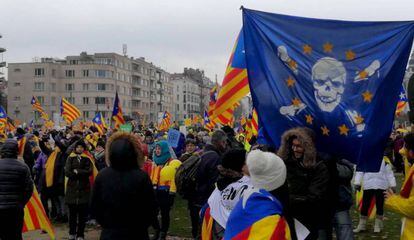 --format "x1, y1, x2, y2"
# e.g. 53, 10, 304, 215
208, 84, 219, 118
214, 30, 250, 122
112, 92, 125, 129
395, 86, 408, 116
92, 112, 106, 135
23, 186, 56, 239
216, 102, 240, 126
242, 8, 414, 171
159, 111, 172, 131
224, 188, 290, 240
60, 98, 81, 124
0, 106, 7, 132
203, 111, 215, 130
31, 96, 45, 114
